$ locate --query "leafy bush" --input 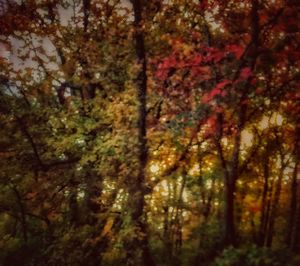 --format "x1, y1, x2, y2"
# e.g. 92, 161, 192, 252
213, 245, 300, 266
